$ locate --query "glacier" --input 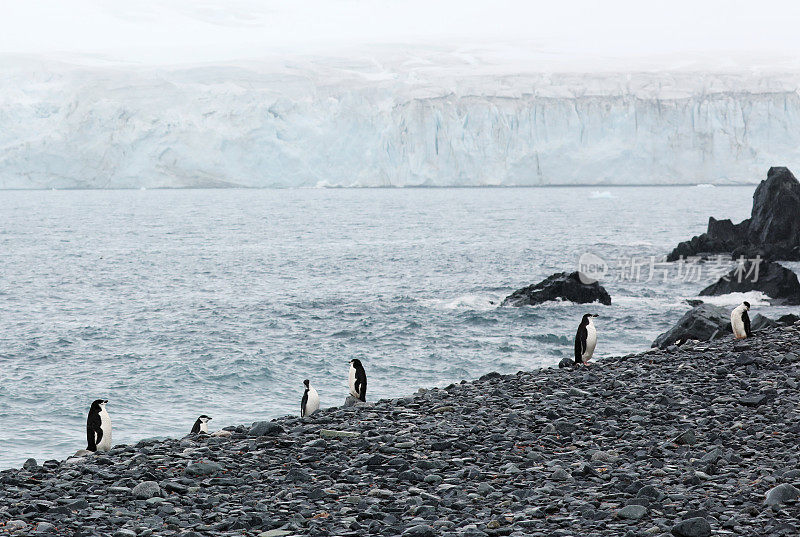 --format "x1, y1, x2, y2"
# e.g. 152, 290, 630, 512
2, 50, 800, 189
